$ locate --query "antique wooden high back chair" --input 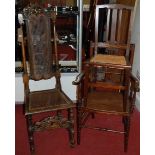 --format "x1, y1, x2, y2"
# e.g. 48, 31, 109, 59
18, 5, 75, 155
73, 4, 139, 152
